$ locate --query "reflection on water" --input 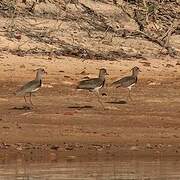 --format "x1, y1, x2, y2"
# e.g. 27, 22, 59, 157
0, 157, 180, 180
